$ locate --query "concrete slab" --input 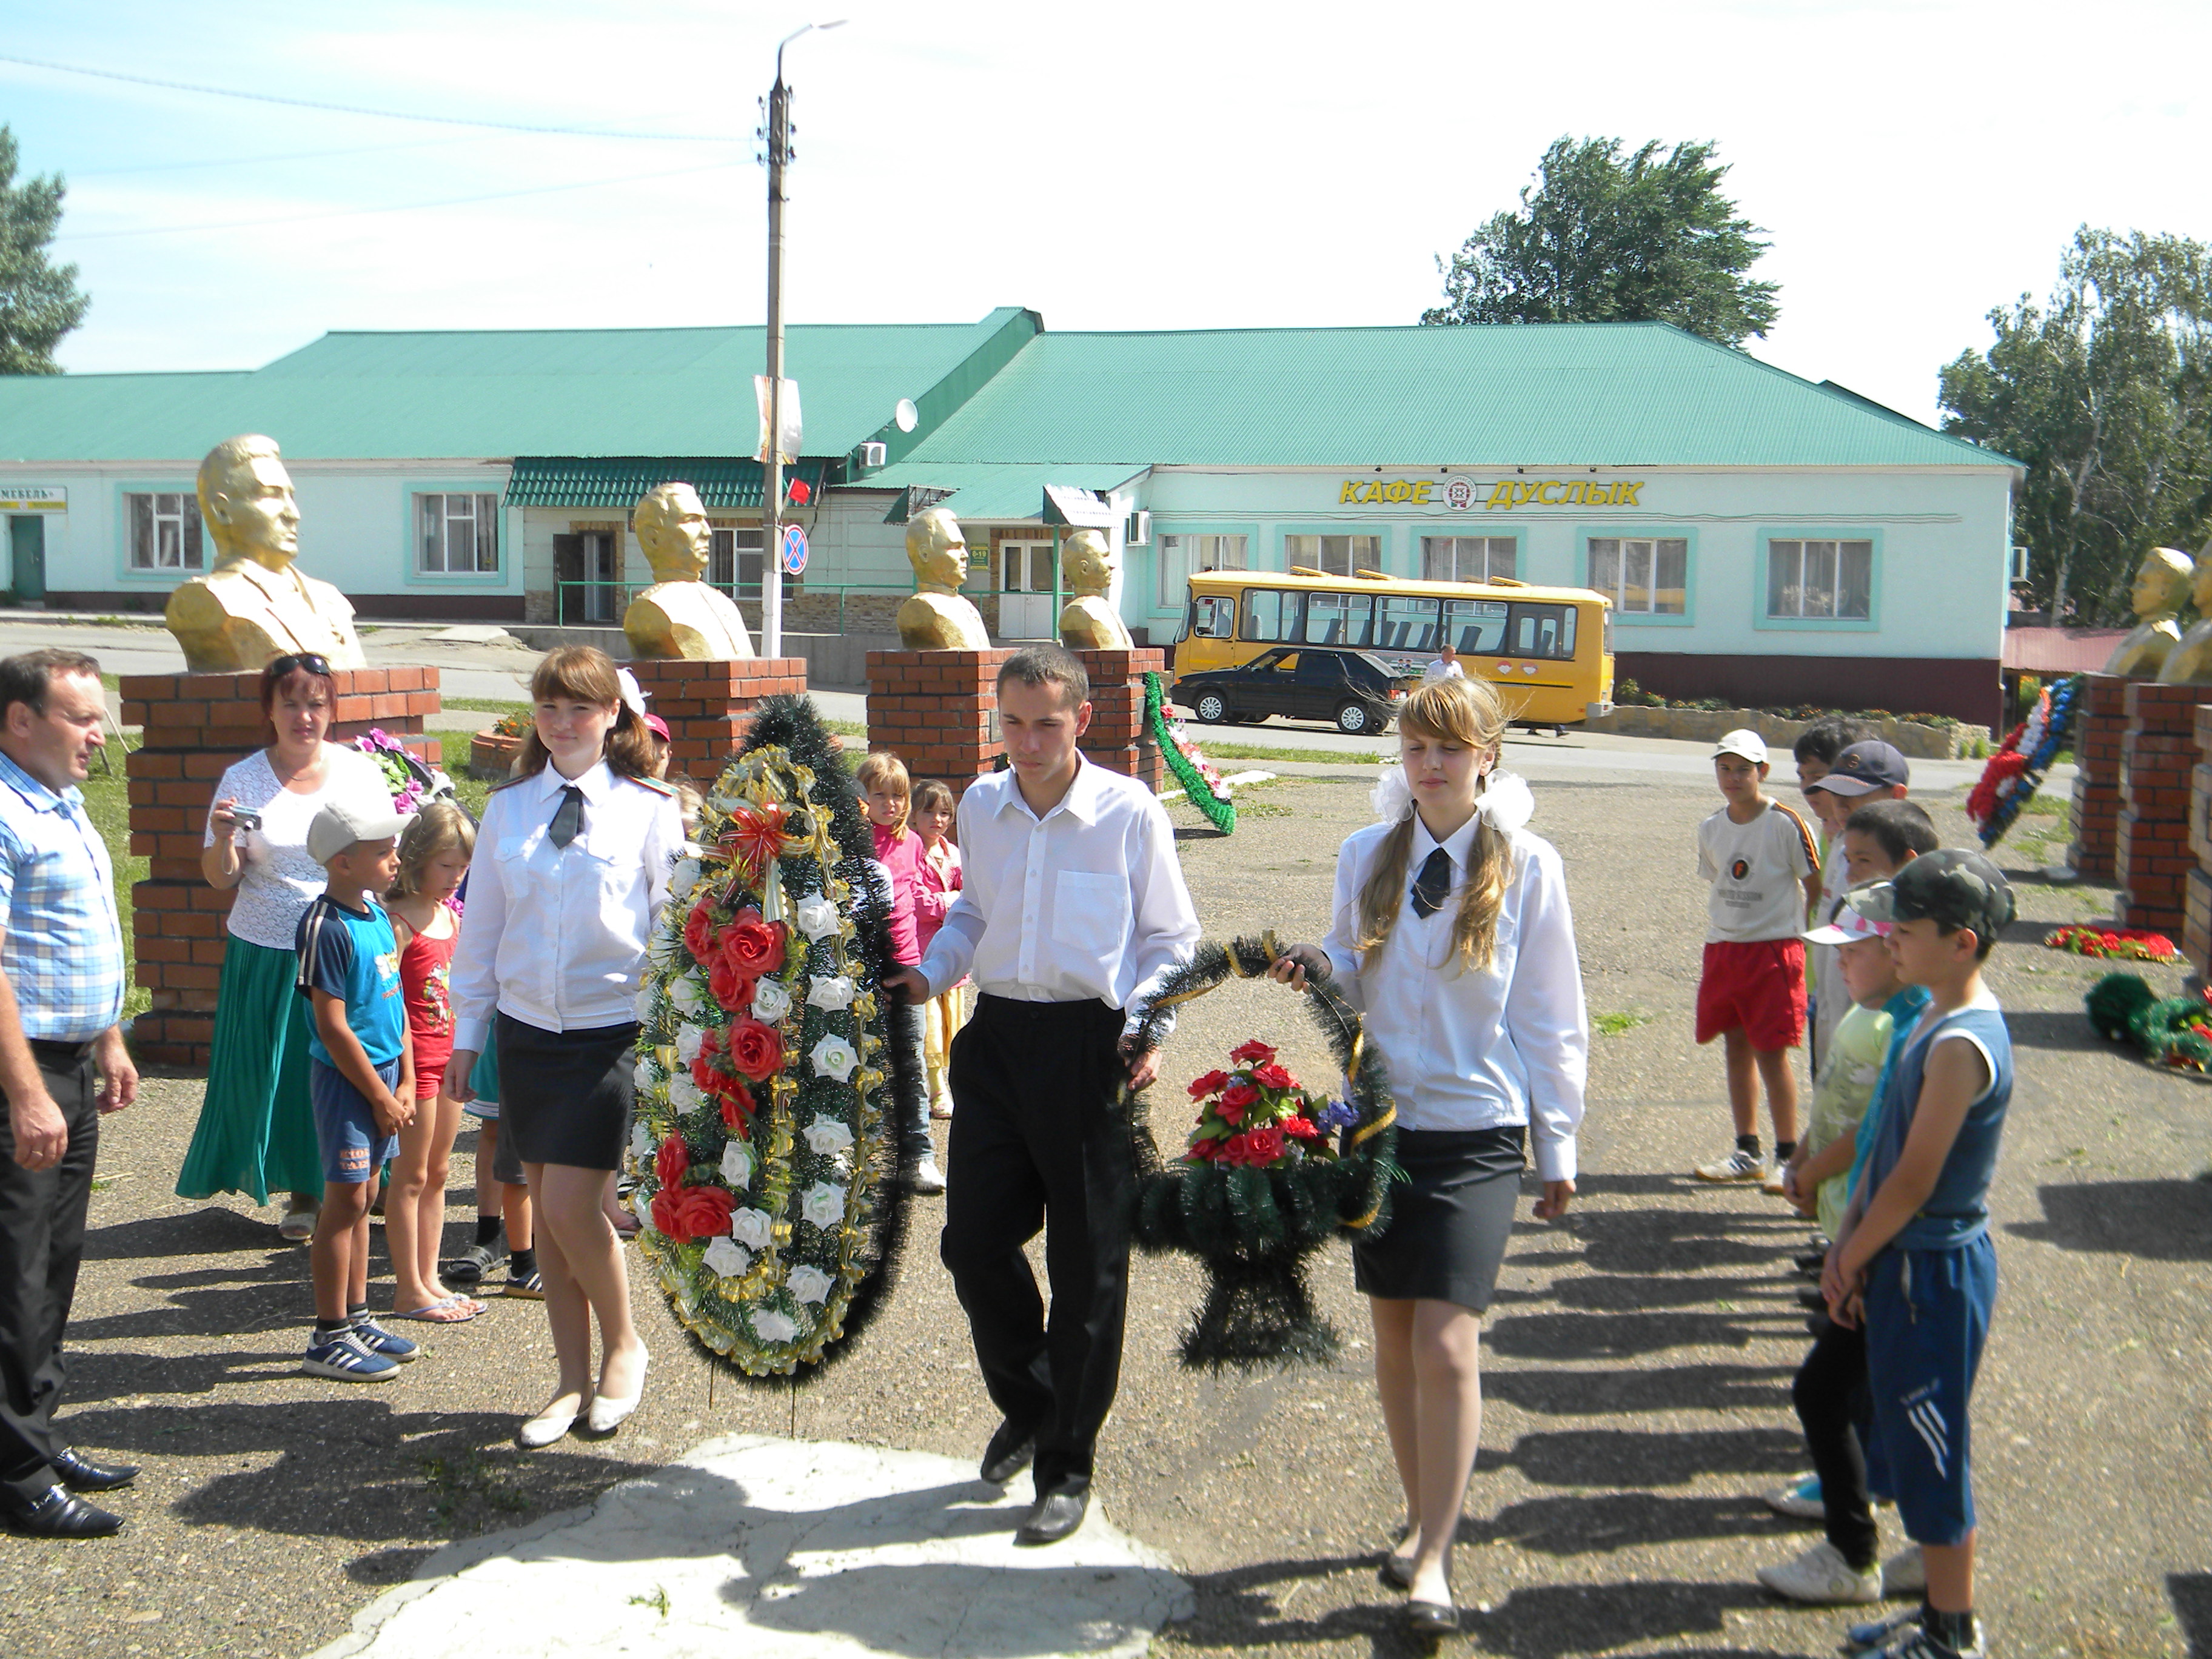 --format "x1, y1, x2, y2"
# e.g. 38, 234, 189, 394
311, 1434, 1193, 1659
